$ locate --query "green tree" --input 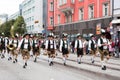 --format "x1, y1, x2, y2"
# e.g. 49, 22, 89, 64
13, 16, 26, 36
0, 19, 15, 37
